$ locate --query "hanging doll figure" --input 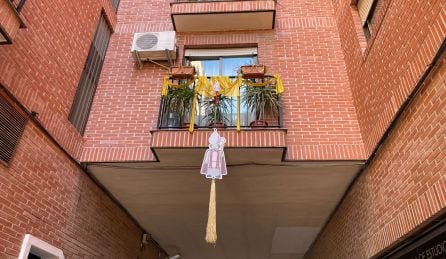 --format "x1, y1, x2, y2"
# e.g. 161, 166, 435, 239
201, 129, 227, 180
